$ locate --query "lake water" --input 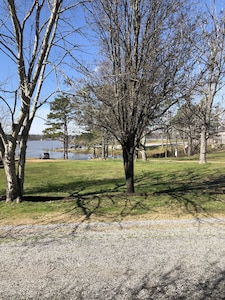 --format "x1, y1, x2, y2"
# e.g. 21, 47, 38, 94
20, 140, 91, 160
